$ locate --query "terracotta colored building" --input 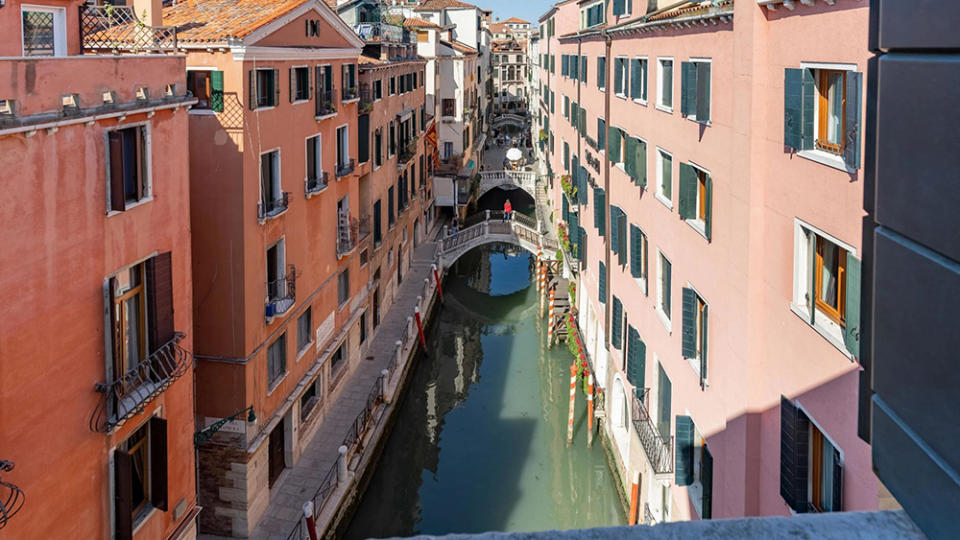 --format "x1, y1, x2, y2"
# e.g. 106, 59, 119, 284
541, 0, 878, 524
356, 23, 436, 323
170, 0, 371, 535
0, 0, 198, 538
